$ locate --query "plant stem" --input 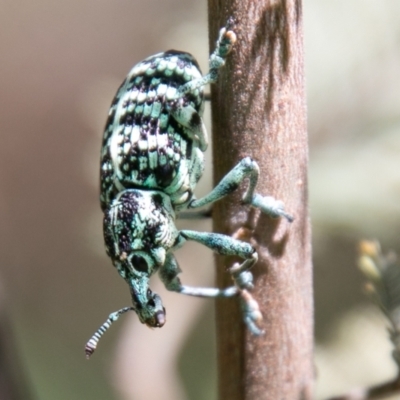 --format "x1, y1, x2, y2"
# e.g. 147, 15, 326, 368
208, 1, 313, 399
